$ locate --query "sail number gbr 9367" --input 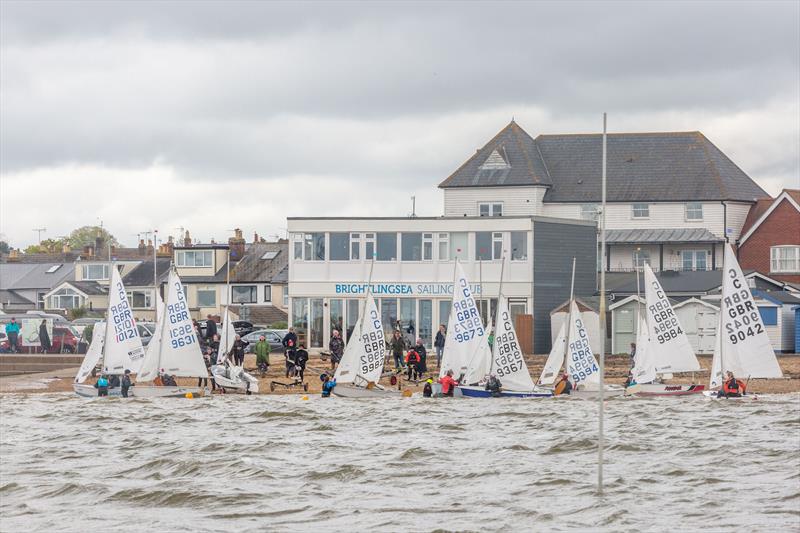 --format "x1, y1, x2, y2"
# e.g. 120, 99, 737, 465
724, 268, 764, 345
168, 282, 196, 349
360, 308, 384, 374
494, 311, 524, 378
